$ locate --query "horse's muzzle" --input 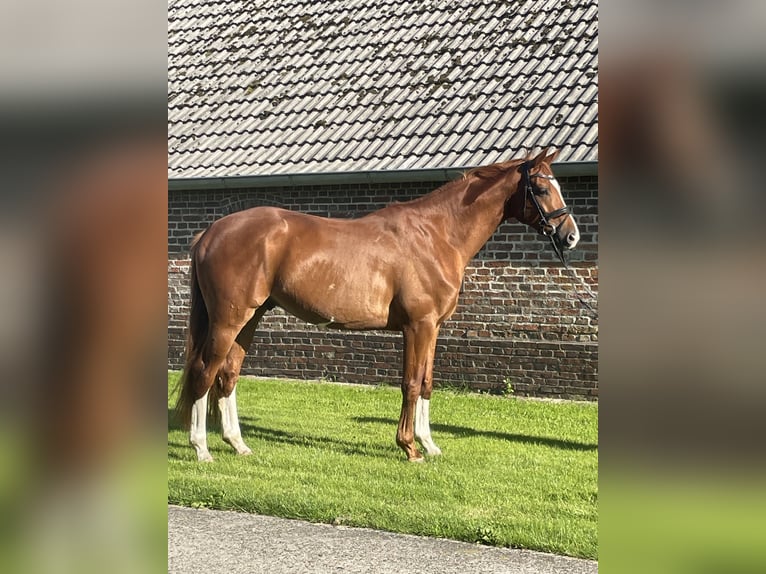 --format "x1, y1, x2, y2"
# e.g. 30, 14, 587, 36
548, 223, 579, 252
